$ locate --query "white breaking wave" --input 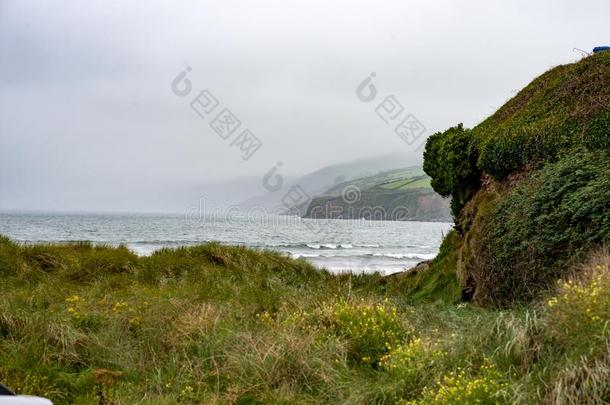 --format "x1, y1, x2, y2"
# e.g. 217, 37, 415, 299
292, 252, 435, 261
372, 253, 436, 260
305, 243, 353, 249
